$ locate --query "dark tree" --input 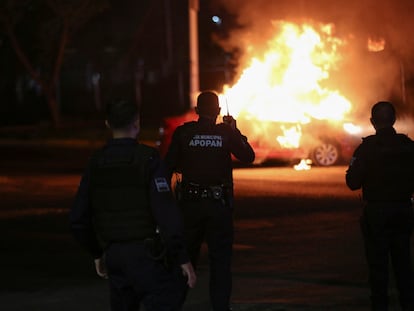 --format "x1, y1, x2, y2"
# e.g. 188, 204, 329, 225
0, 0, 109, 128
